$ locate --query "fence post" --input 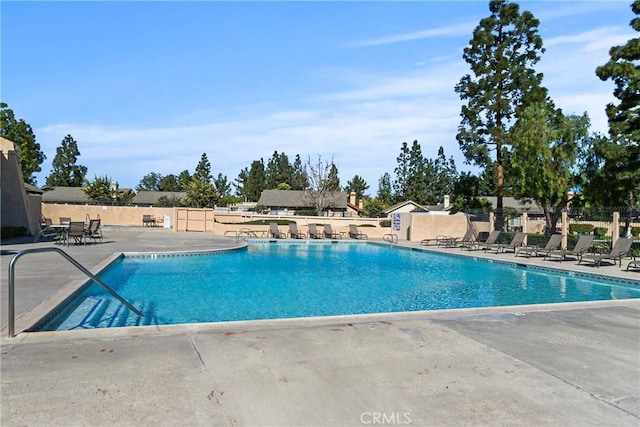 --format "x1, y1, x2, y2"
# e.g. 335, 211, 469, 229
613, 211, 620, 245
561, 211, 568, 250
489, 212, 495, 231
